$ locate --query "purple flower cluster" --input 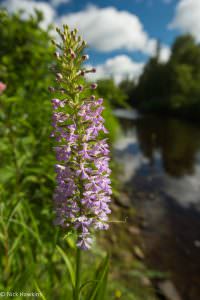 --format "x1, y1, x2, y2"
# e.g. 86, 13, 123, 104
50, 27, 112, 250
